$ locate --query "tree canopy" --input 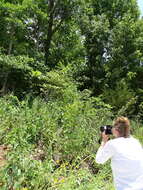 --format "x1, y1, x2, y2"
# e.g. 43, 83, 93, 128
0, 0, 143, 115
